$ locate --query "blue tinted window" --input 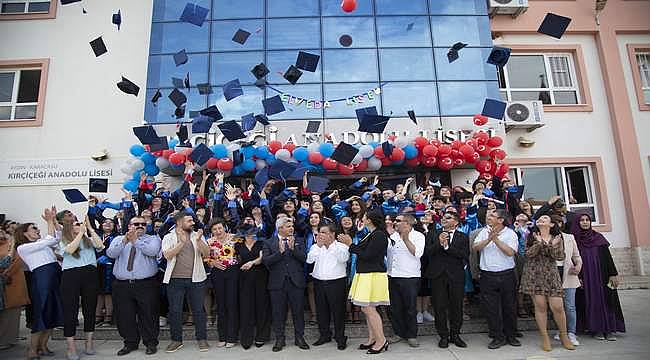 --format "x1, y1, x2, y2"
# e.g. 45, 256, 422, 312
438, 81, 499, 116
211, 52, 264, 86
144, 88, 208, 124
323, 49, 378, 82
379, 48, 435, 81
321, 0, 373, 16
431, 16, 491, 47
324, 83, 382, 118
150, 22, 209, 54
322, 17, 376, 48
208, 85, 264, 119
381, 82, 438, 116
267, 19, 321, 49
376, 0, 427, 15
429, 0, 487, 15
434, 47, 496, 81
267, 50, 322, 84
267, 85, 323, 119
268, 0, 319, 17
153, 0, 211, 22
377, 16, 431, 48
148, 54, 210, 88
212, 20, 264, 51
212, 0, 263, 19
